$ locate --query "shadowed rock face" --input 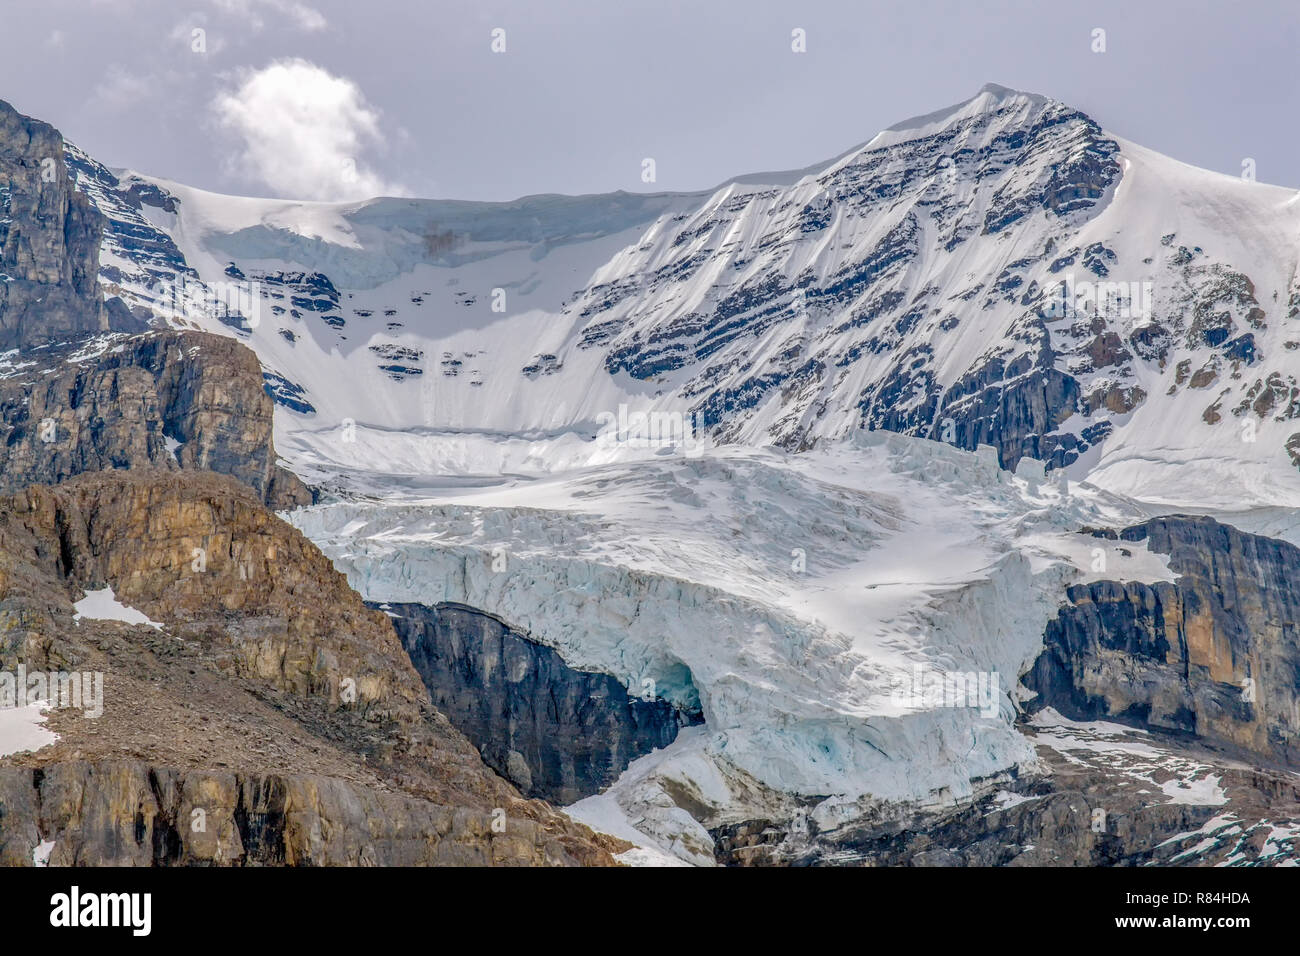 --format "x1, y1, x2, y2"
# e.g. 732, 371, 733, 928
383, 601, 699, 804
0, 472, 621, 866
1025, 516, 1300, 766
0, 331, 311, 510
0, 99, 110, 350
